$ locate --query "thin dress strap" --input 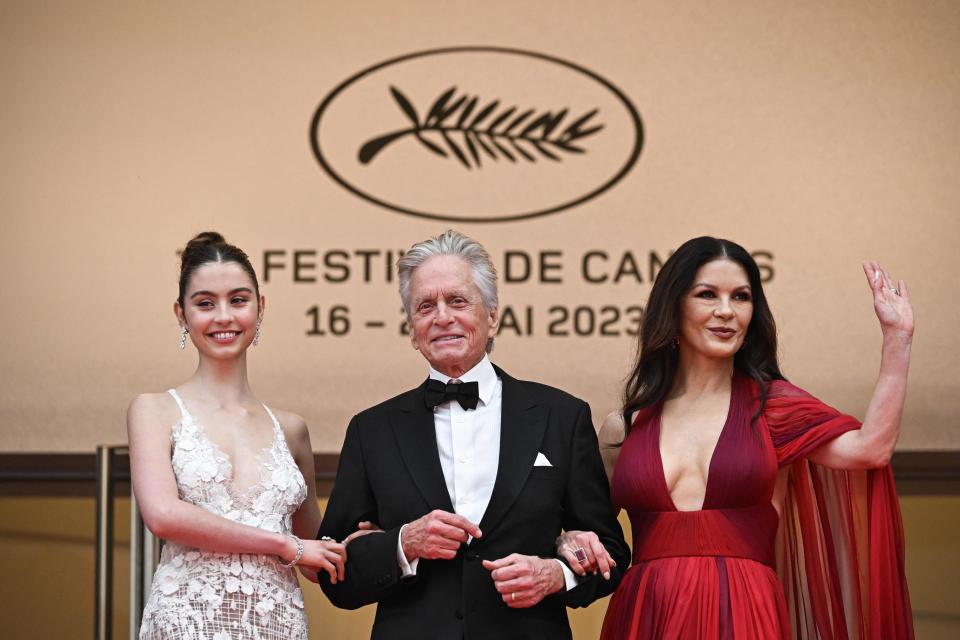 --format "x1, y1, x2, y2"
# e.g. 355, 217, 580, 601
262, 404, 292, 456
262, 404, 283, 434
166, 388, 192, 422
